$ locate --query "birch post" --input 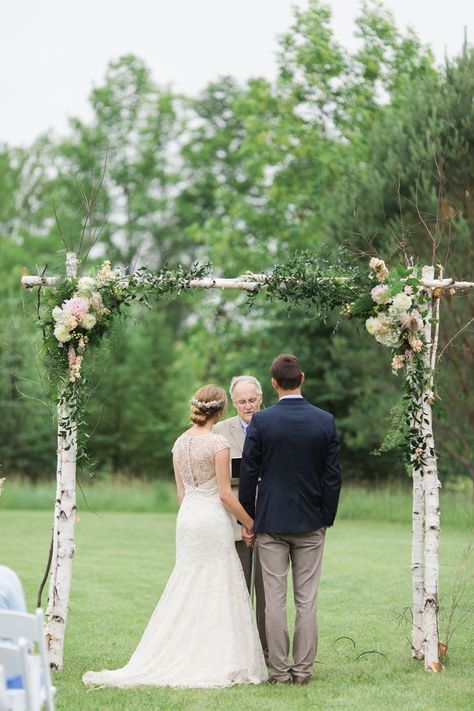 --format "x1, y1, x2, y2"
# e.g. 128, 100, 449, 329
420, 267, 442, 670
45, 251, 79, 670
411, 460, 425, 659
410, 266, 434, 660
